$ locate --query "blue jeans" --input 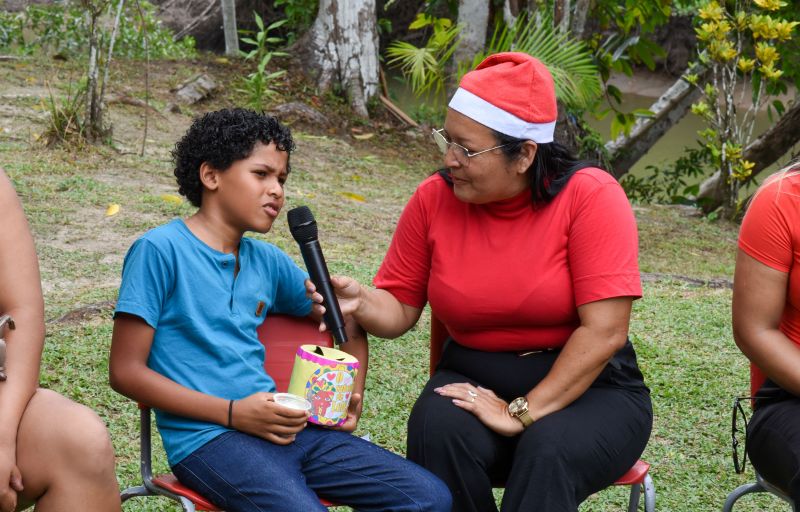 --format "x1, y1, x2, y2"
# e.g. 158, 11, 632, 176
172, 426, 452, 512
